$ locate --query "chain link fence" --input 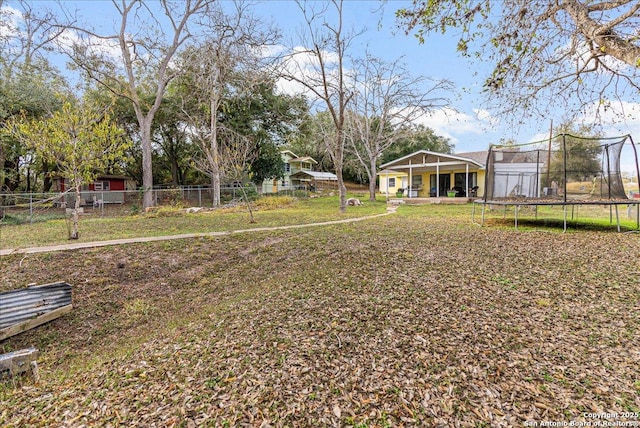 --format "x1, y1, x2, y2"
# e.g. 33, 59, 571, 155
0, 184, 310, 225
